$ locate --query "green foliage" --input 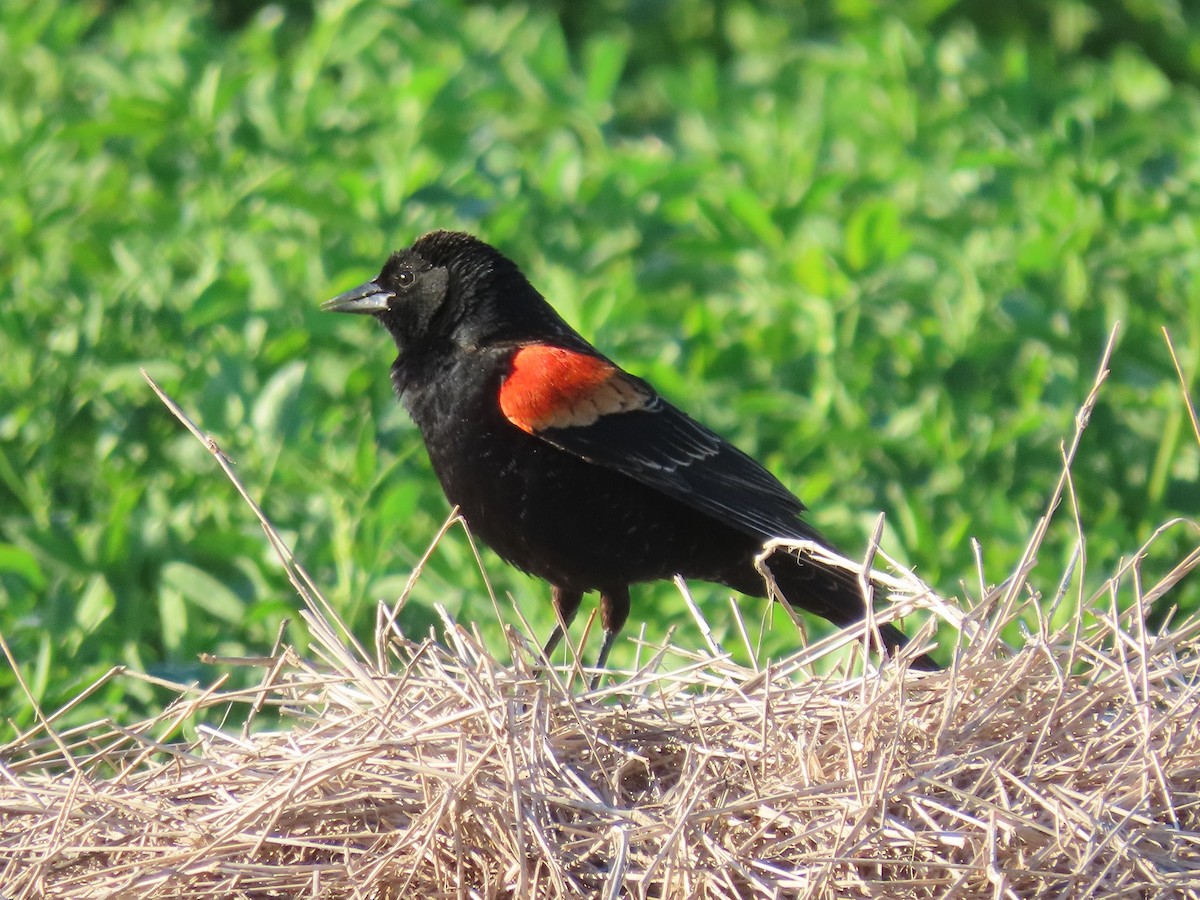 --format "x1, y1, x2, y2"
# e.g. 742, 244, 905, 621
2, 0, 1198, 727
